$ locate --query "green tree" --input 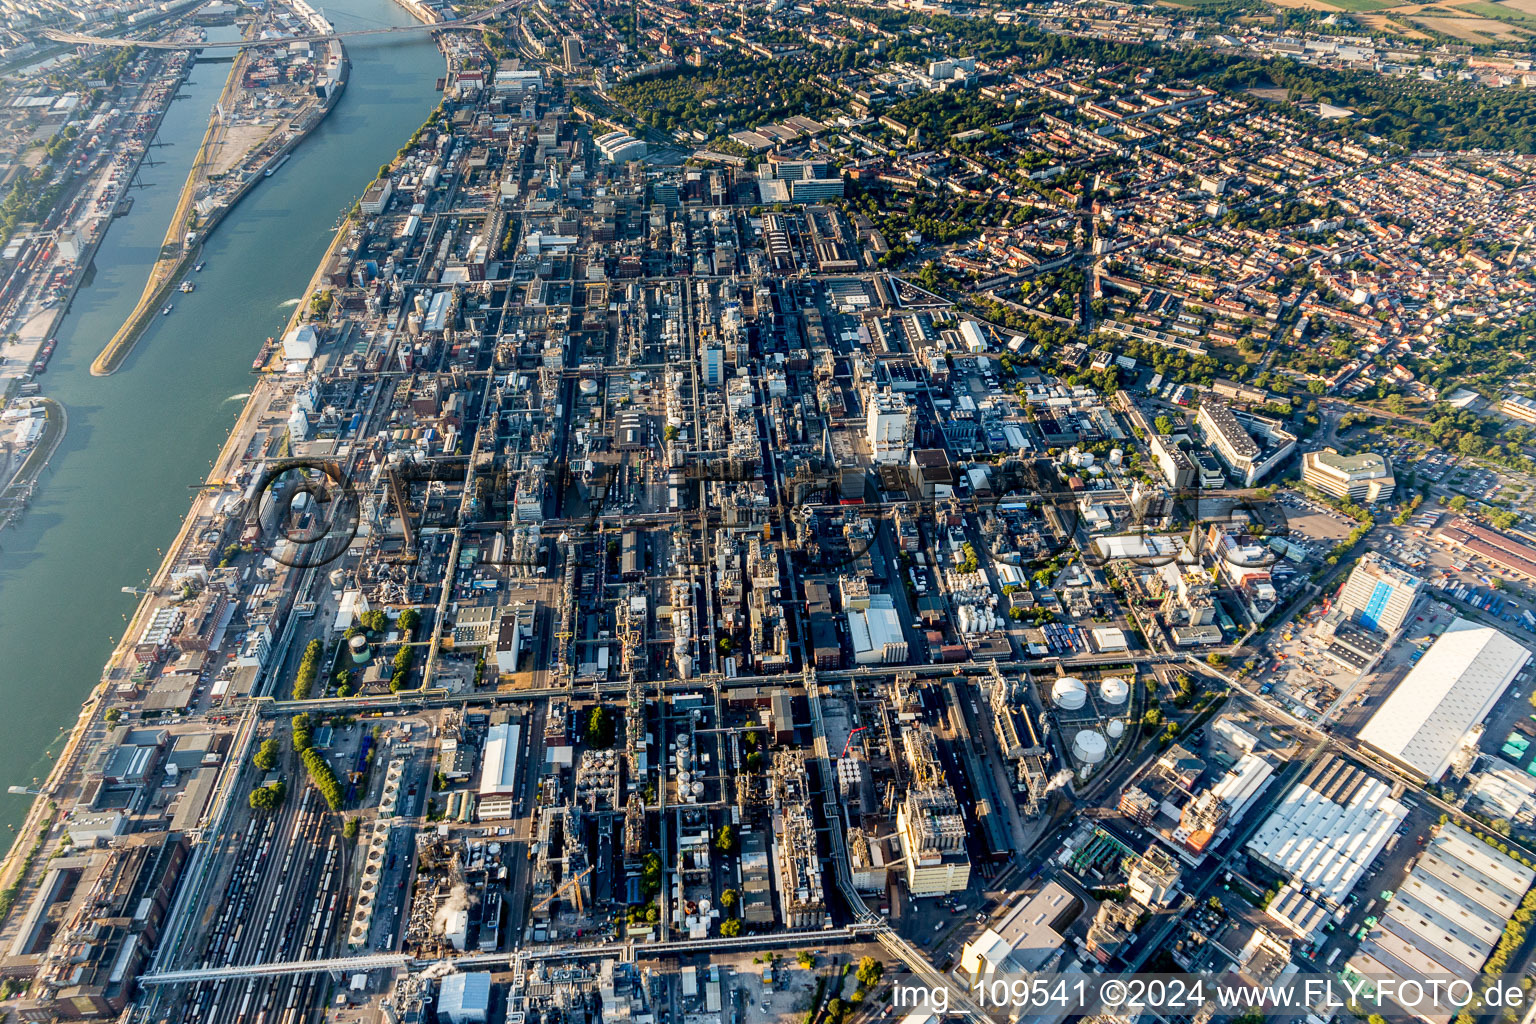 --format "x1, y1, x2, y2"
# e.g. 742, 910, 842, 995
721, 888, 739, 910
720, 918, 742, 937
587, 705, 616, 747
291, 713, 313, 752
797, 950, 815, 969
398, 609, 421, 632
249, 780, 286, 812
253, 738, 281, 773
641, 852, 663, 898
301, 747, 343, 810
343, 816, 360, 840
855, 957, 884, 989
715, 825, 736, 854
292, 638, 323, 700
